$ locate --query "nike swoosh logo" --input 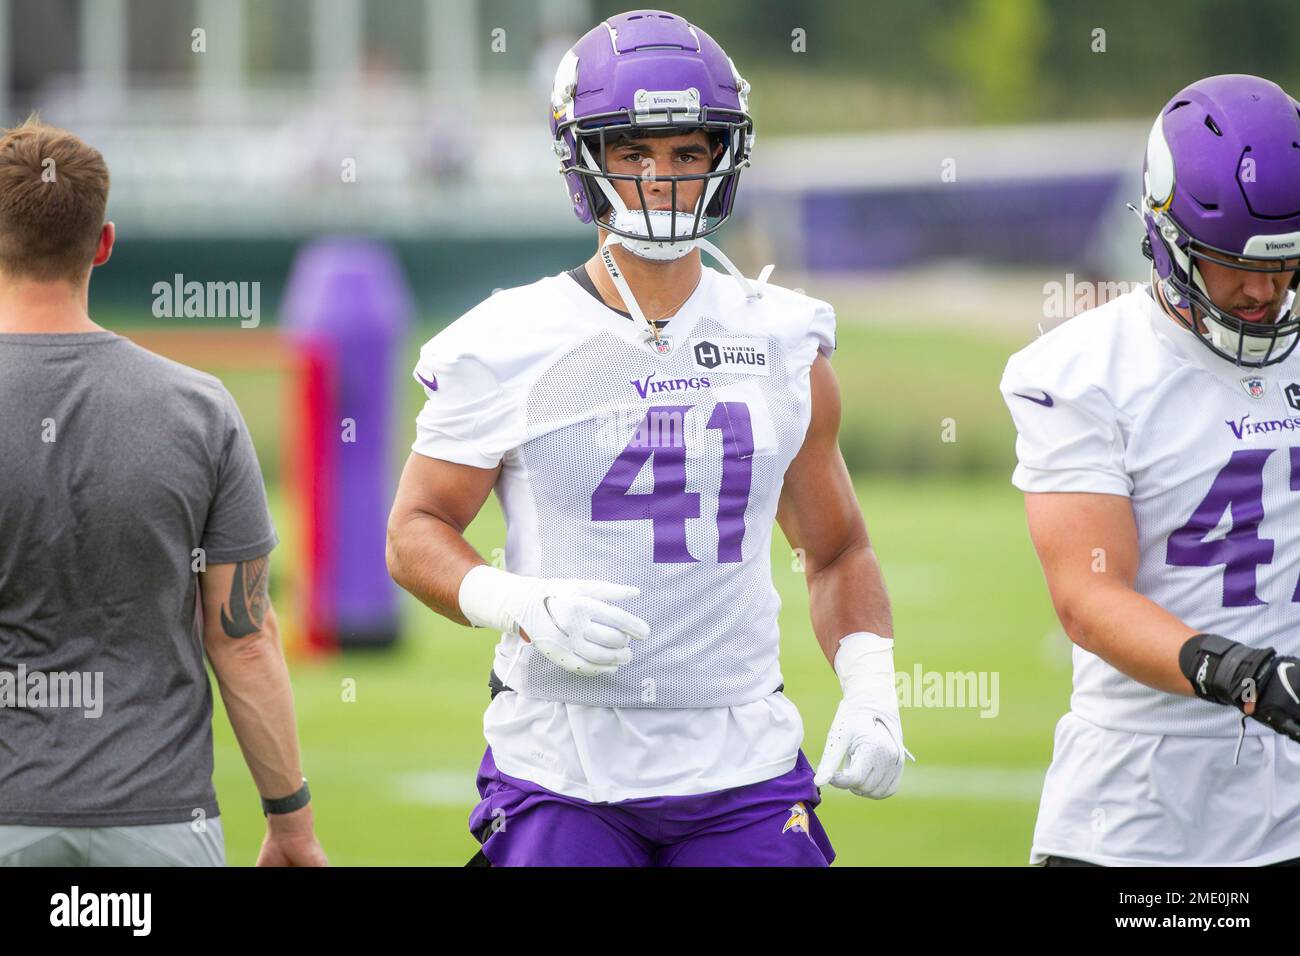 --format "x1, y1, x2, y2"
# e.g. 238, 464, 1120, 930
1013, 390, 1053, 407
1279, 661, 1299, 706
416, 372, 438, 392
